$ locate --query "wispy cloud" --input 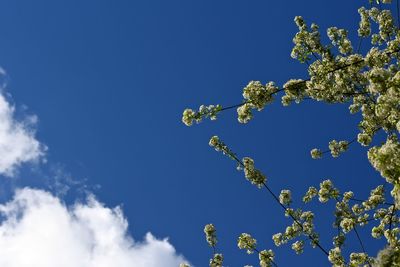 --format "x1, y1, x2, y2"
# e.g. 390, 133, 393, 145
0, 91, 45, 177
0, 188, 190, 267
